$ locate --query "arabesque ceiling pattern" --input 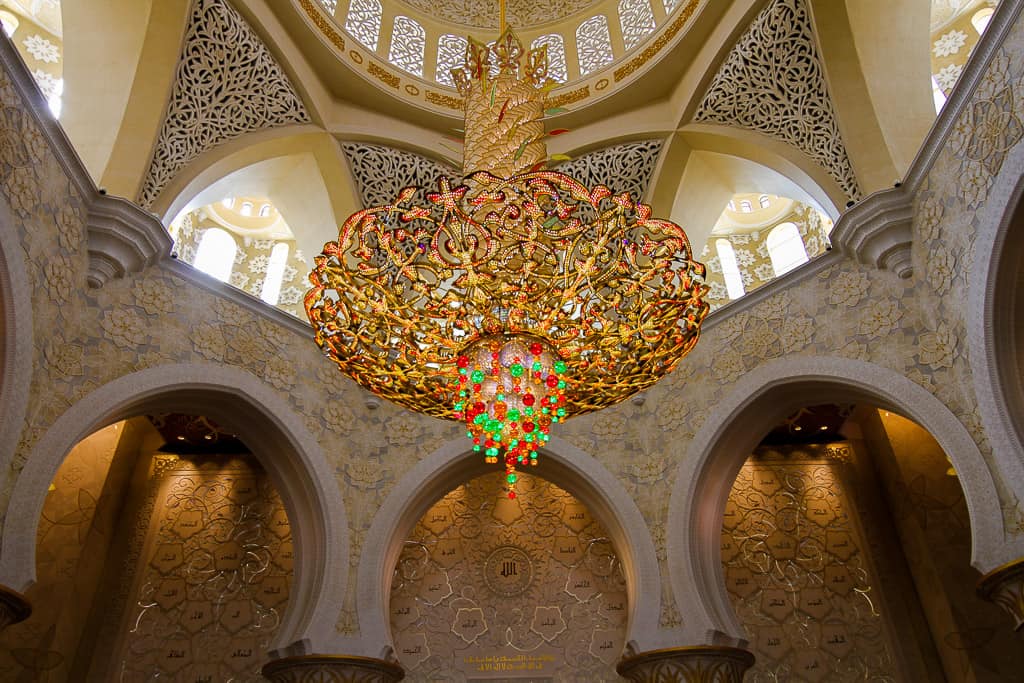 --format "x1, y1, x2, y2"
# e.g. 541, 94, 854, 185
695, 0, 862, 199
137, 0, 310, 209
